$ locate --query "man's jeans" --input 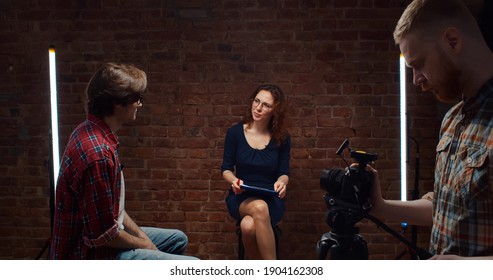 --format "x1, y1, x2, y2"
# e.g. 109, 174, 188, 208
115, 227, 198, 260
